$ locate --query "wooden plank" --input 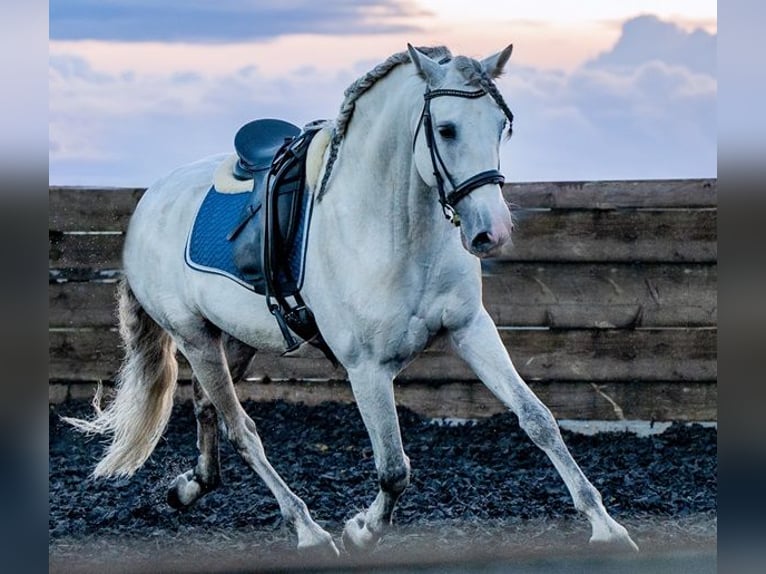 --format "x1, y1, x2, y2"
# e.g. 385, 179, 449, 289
502, 208, 717, 262
504, 179, 717, 209
50, 263, 717, 329
49, 281, 119, 328
481, 262, 717, 328
49, 186, 145, 232
395, 380, 716, 421
47, 179, 717, 234
51, 379, 718, 421
404, 328, 717, 382
49, 328, 717, 383
48, 208, 716, 274
49, 232, 125, 271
